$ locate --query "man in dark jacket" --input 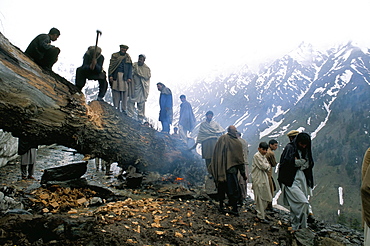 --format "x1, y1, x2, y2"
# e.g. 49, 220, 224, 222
25, 27, 60, 69
75, 46, 108, 101
156, 82, 173, 133
108, 45, 133, 113
278, 132, 314, 230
